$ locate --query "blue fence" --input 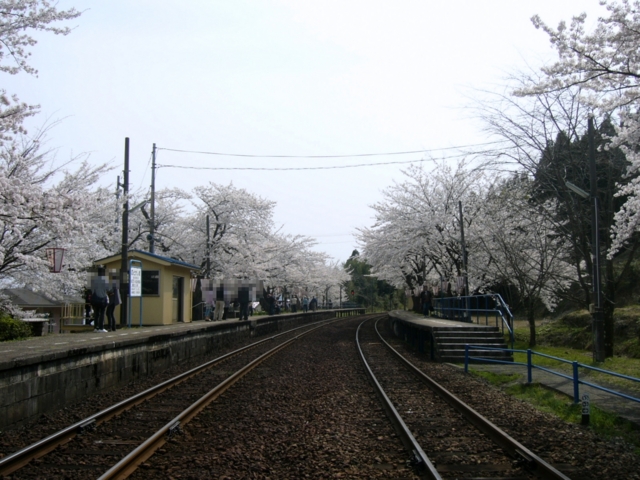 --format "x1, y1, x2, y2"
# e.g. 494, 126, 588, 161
464, 345, 640, 405
433, 294, 515, 348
